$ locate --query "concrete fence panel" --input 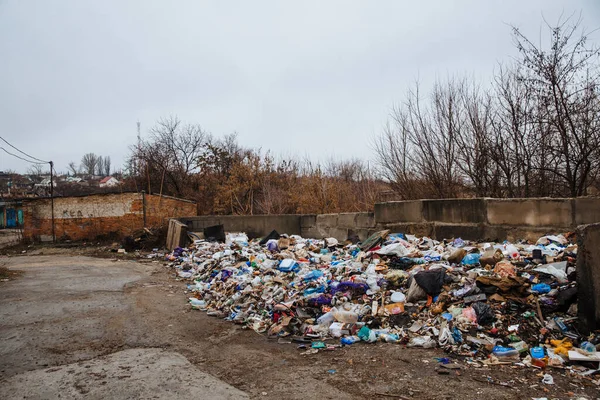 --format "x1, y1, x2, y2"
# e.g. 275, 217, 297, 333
577, 223, 600, 333
374, 201, 423, 224
486, 198, 573, 227
574, 198, 600, 225
422, 199, 486, 224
